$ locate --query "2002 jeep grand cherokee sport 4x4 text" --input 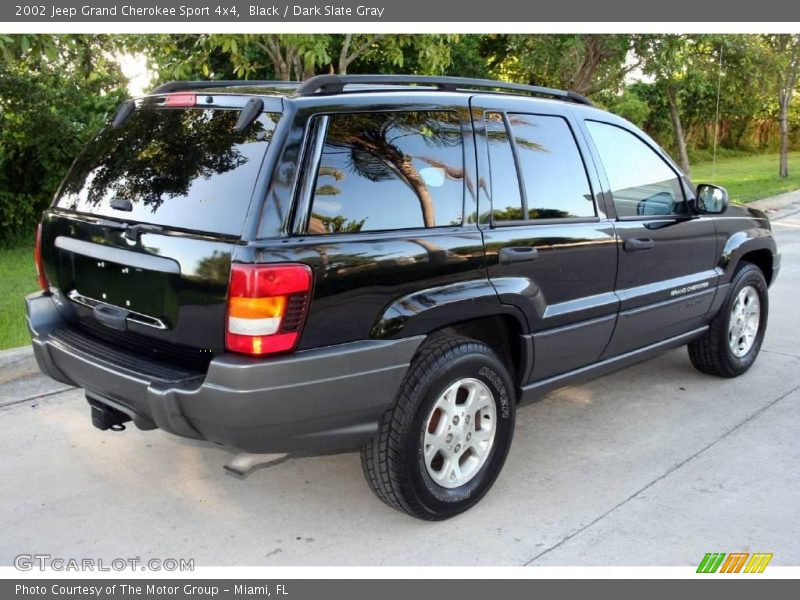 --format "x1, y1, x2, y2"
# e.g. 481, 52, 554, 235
27, 74, 780, 520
